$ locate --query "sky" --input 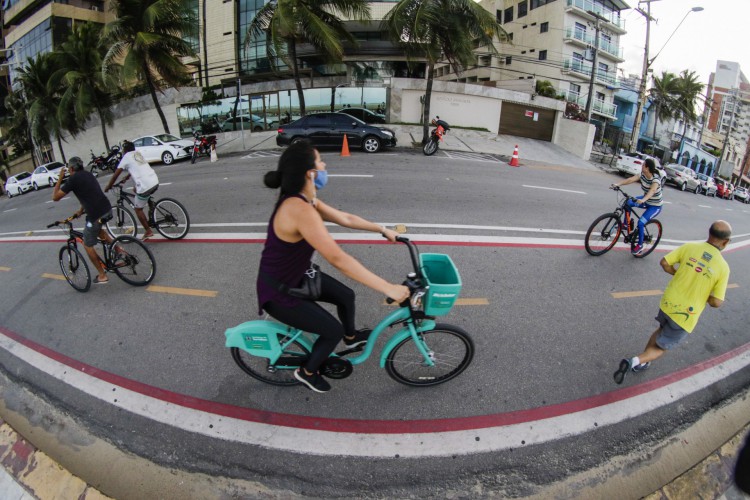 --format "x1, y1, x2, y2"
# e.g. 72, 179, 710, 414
618, 0, 750, 86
